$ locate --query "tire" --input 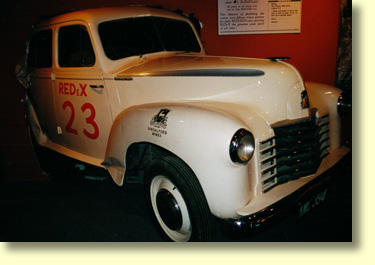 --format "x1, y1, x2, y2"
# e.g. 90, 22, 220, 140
144, 156, 216, 242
